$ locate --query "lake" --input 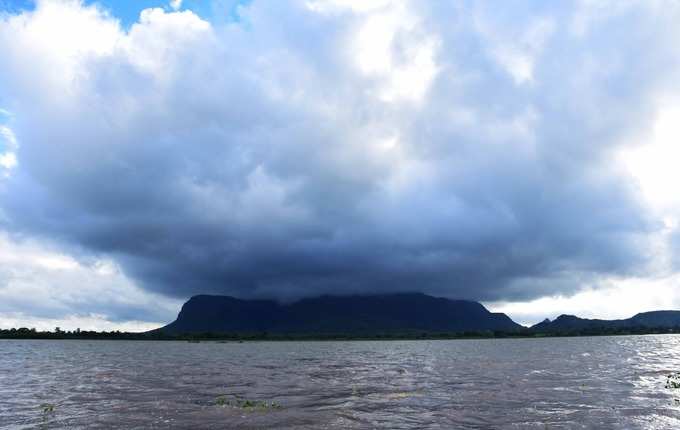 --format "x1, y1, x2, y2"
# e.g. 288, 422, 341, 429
2, 335, 680, 429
